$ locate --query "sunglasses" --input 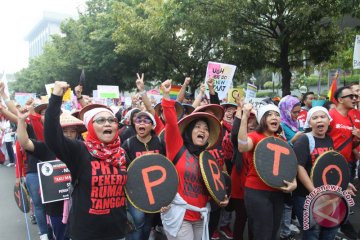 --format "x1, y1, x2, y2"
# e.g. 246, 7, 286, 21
135, 117, 152, 124
92, 117, 118, 125
340, 94, 359, 100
